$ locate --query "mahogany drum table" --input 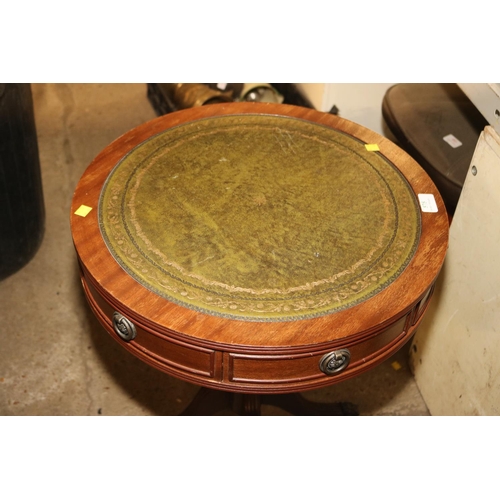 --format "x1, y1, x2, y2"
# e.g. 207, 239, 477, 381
70, 102, 449, 415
